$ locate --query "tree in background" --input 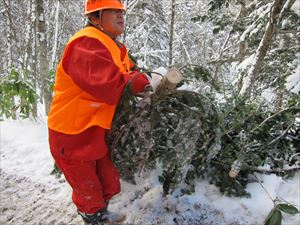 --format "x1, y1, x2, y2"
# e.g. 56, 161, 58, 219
123, 0, 169, 69
0, 0, 85, 118
195, 0, 299, 103
37, 0, 52, 114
